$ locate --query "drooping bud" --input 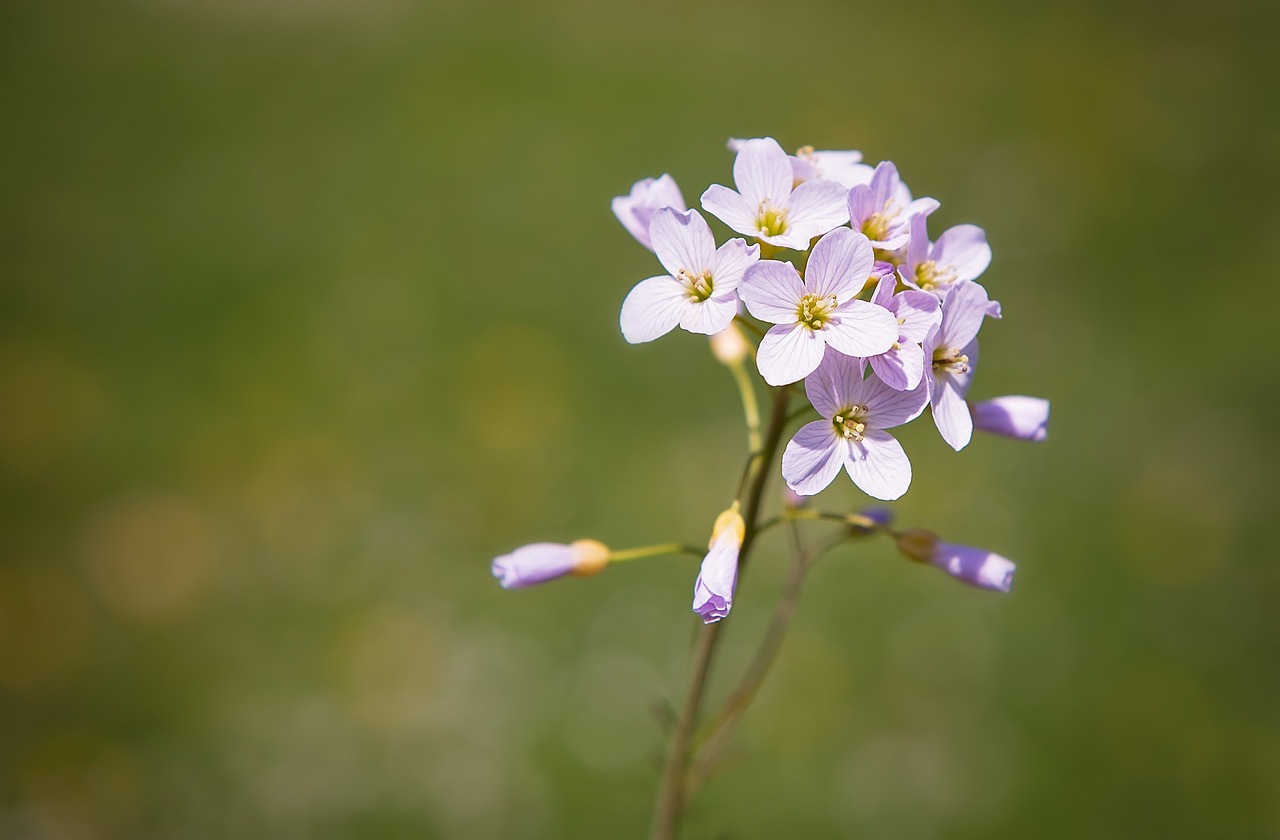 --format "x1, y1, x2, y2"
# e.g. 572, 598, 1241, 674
693, 504, 745, 624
